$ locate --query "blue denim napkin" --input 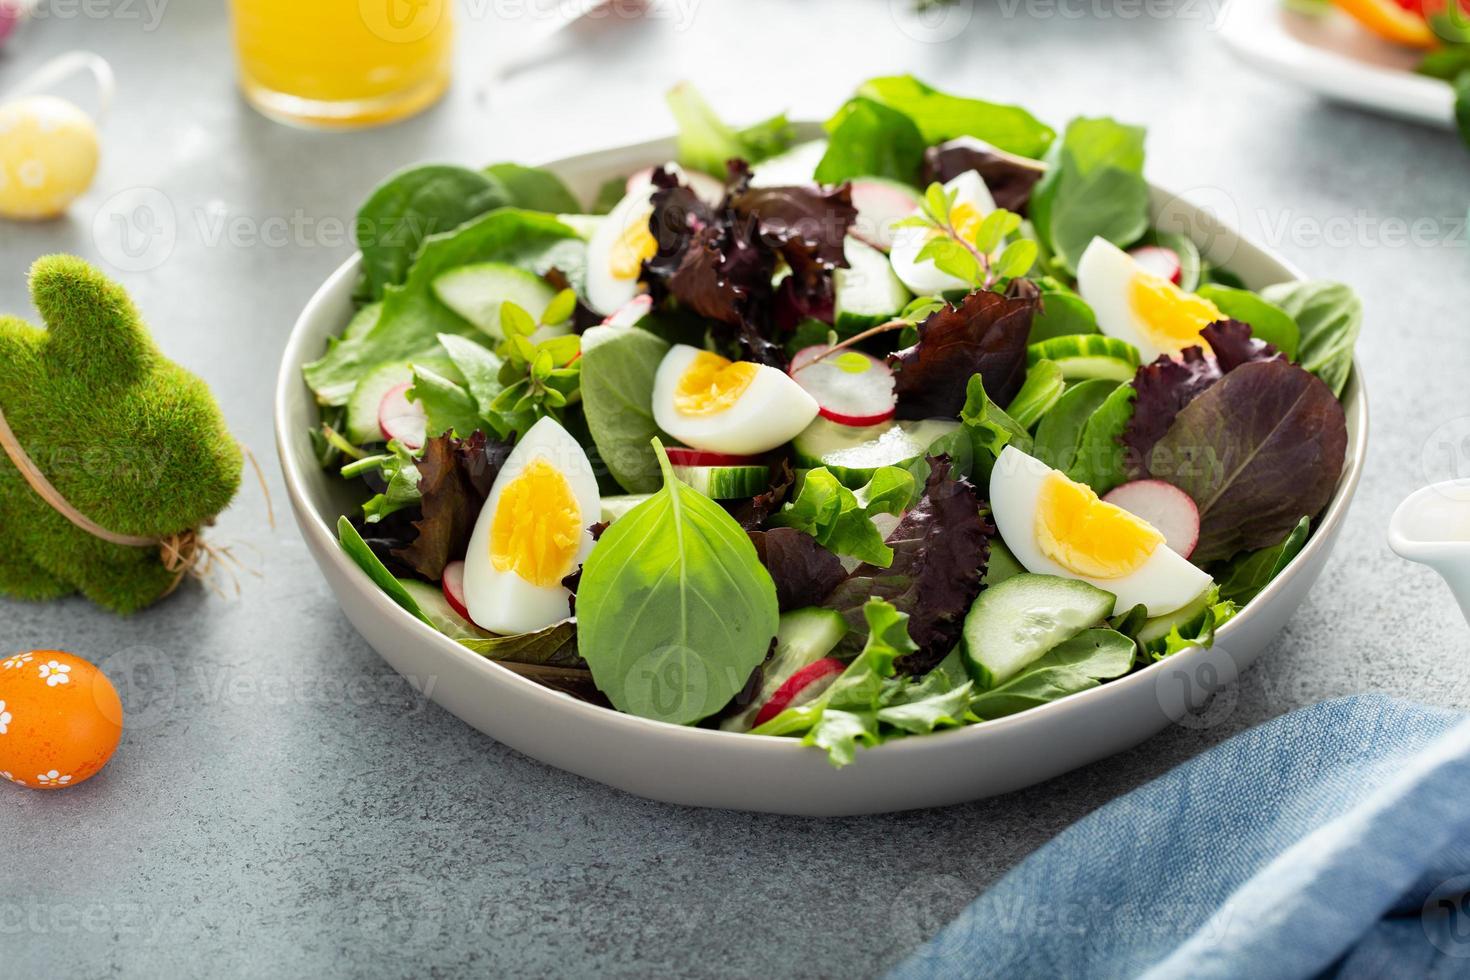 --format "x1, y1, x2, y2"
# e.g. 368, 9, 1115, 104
890, 696, 1470, 979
